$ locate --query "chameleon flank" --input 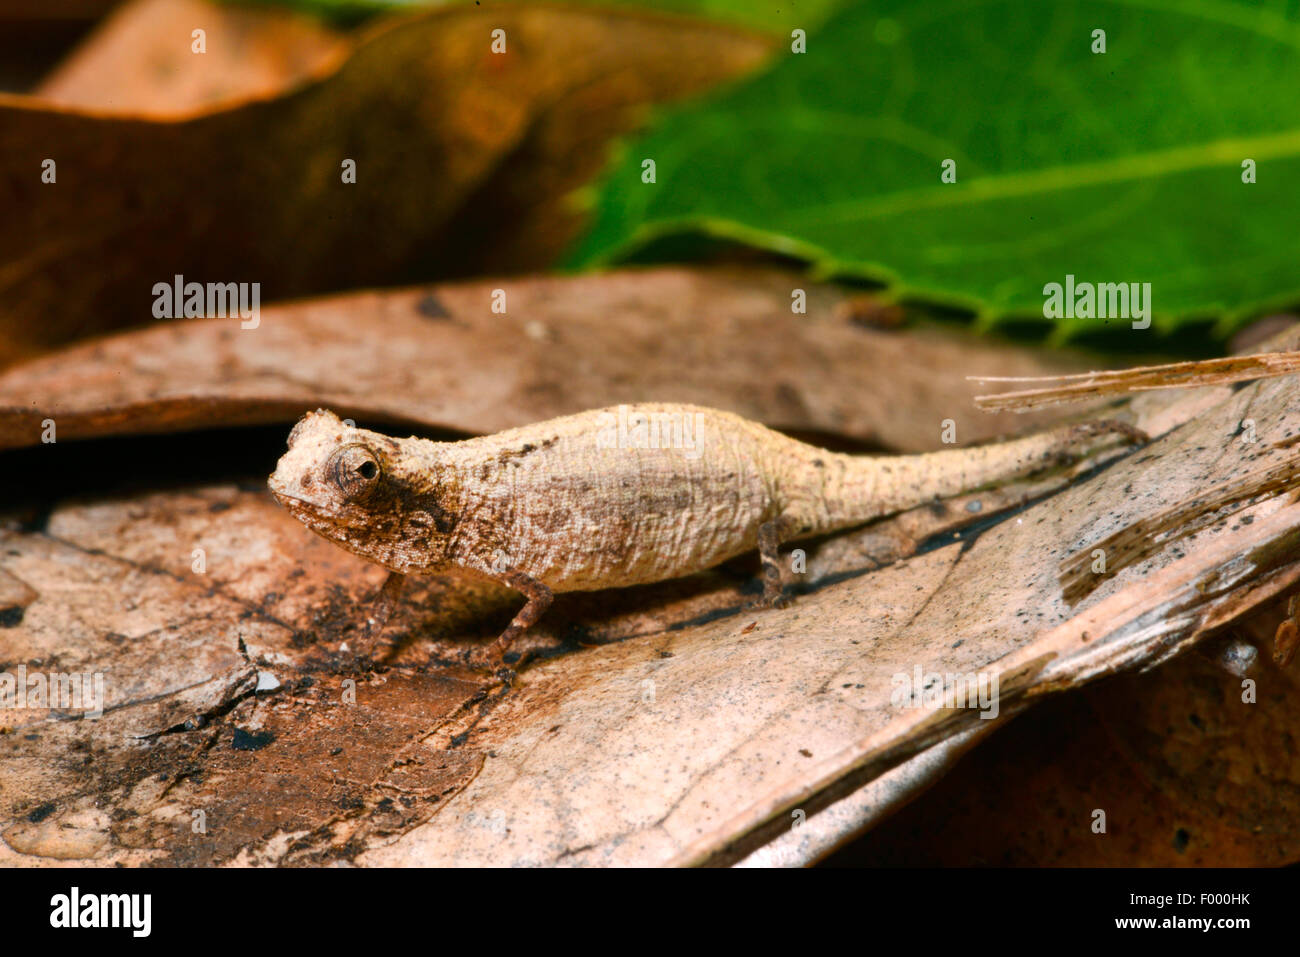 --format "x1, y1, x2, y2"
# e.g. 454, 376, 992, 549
268, 404, 1144, 663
